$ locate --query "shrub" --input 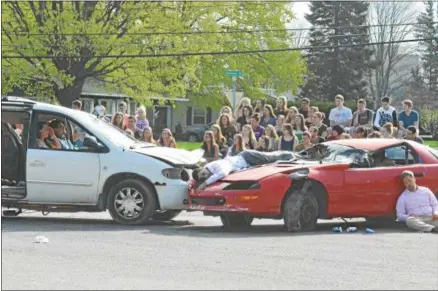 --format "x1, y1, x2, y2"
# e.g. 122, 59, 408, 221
419, 108, 438, 140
